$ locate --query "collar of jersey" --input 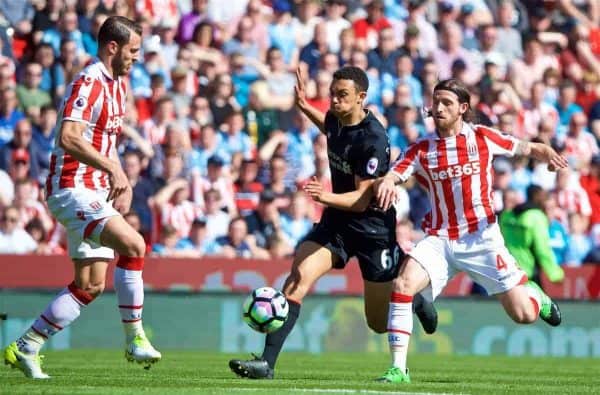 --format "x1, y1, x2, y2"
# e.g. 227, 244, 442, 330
432, 121, 473, 140
95, 58, 115, 81
337, 109, 371, 131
